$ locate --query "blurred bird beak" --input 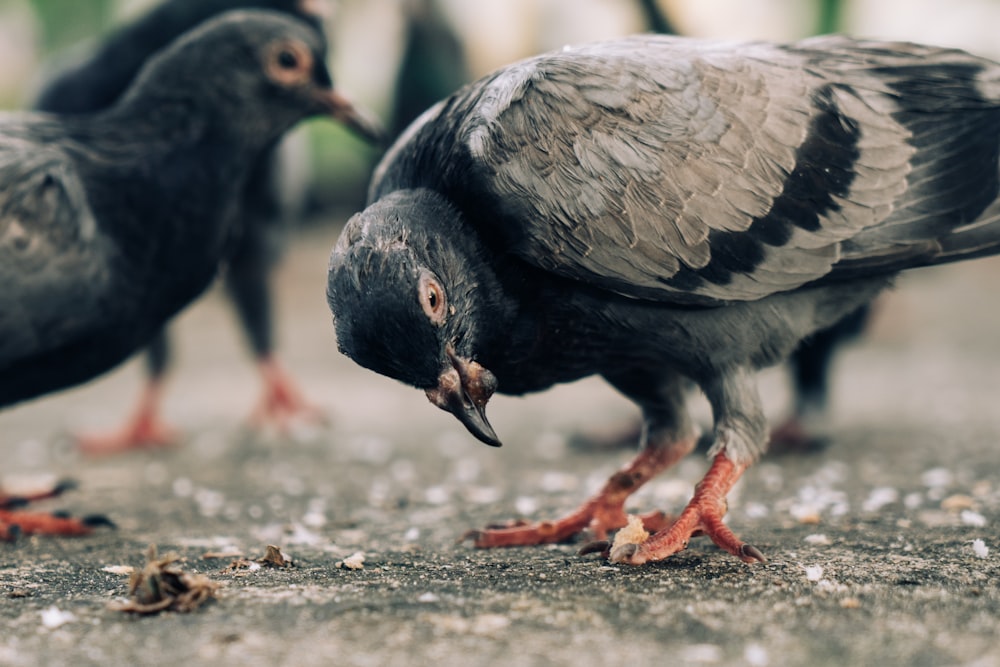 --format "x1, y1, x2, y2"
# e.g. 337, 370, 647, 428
426, 347, 500, 447
315, 89, 386, 146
